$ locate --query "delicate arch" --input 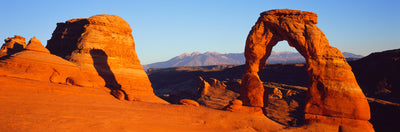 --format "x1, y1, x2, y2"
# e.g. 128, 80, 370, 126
240, 9, 373, 130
